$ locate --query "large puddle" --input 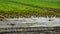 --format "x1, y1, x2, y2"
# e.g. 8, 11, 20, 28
0, 17, 60, 27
